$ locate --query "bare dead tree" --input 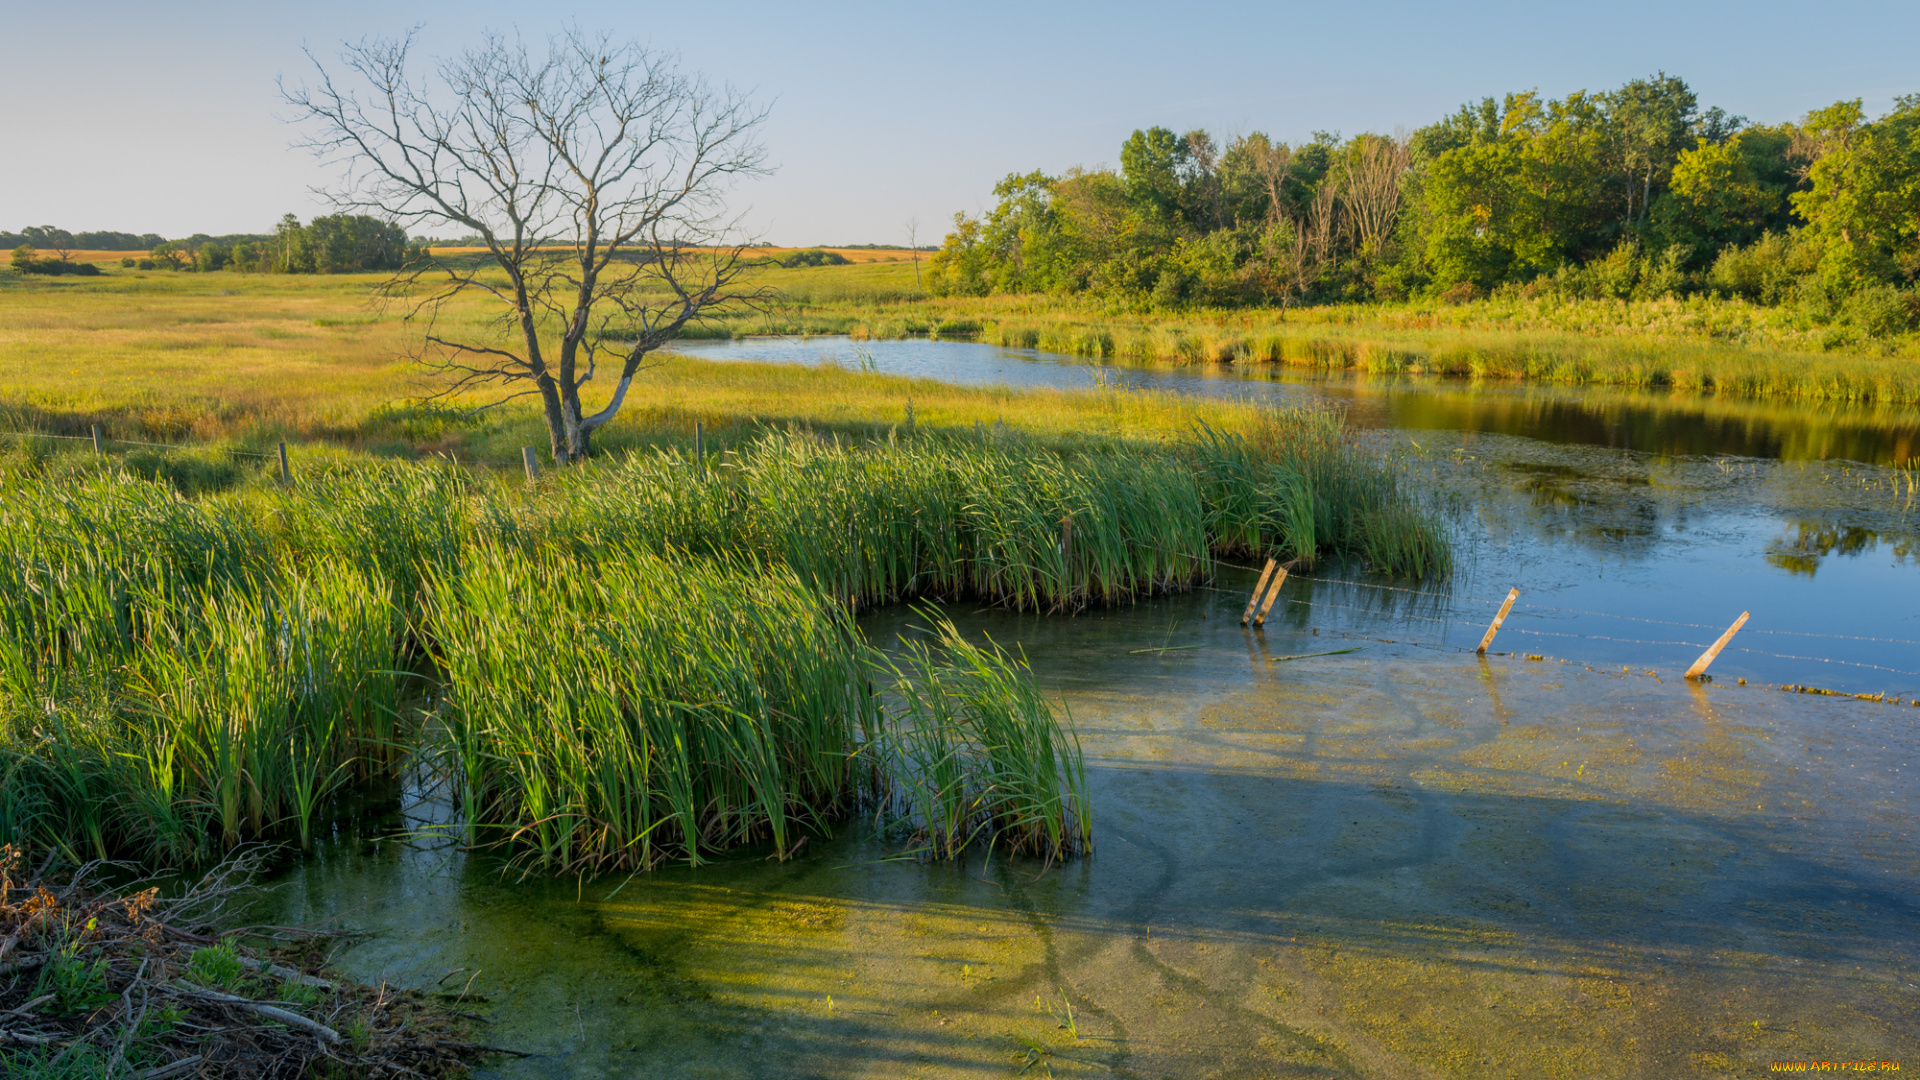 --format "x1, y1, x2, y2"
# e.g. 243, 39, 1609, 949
284, 29, 770, 462
1298, 172, 1342, 292
1339, 133, 1410, 260
905, 215, 923, 289
1252, 136, 1295, 227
